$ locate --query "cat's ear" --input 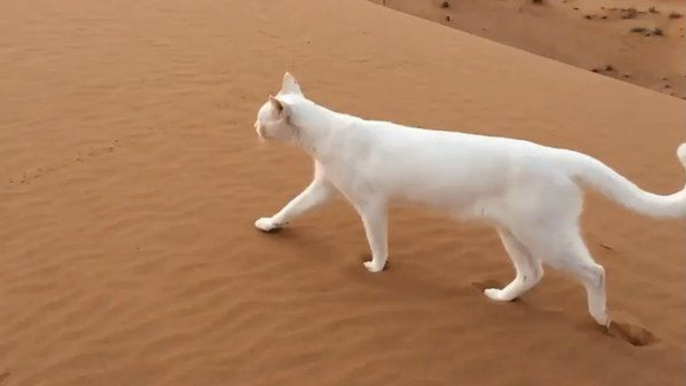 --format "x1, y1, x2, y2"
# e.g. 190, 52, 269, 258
280, 72, 303, 96
269, 95, 290, 118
